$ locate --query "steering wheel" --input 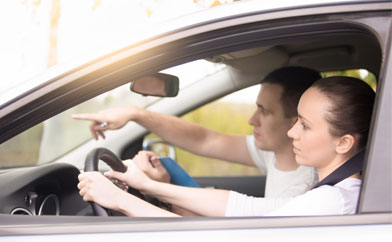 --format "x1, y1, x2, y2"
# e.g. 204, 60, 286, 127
84, 147, 143, 216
